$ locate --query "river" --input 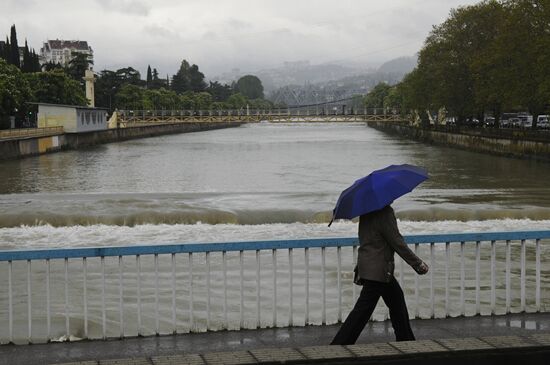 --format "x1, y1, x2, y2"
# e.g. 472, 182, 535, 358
0, 122, 549, 342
